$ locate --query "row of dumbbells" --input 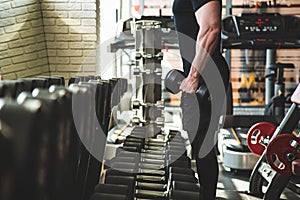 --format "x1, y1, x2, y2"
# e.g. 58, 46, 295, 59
0, 75, 127, 200
0, 75, 65, 98
89, 129, 201, 200
68, 76, 128, 108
